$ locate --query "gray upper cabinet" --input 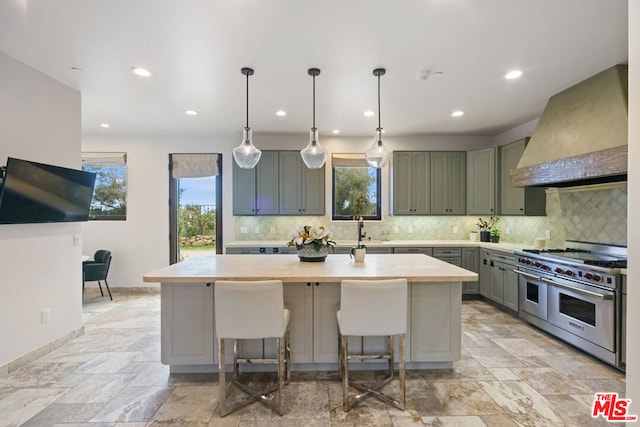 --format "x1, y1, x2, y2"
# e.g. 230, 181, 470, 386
232, 151, 279, 215
466, 147, 497, 215
279, 151, 325, 215
500, 138, 546, 215
392, 151, 430, 215
430, 151, 466, 214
